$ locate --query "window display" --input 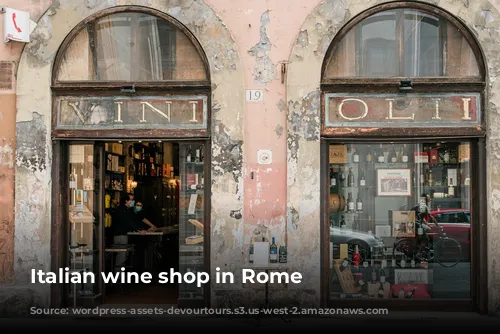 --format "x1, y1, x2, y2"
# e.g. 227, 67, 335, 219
329, 141, 471, 300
